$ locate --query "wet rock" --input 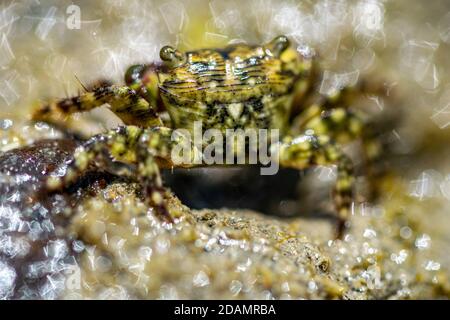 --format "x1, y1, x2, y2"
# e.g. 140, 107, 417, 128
0, 139, 448, 299
0, 139, 117, 299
